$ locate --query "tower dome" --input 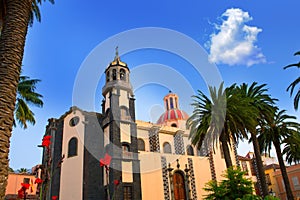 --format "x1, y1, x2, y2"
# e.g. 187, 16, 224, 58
156, 92, 189, 128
